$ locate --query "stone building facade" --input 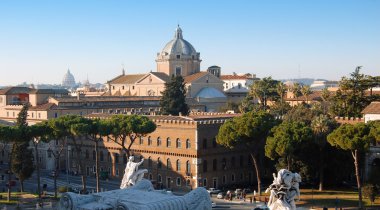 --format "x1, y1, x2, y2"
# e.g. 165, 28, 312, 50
73, 113, 254, 192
